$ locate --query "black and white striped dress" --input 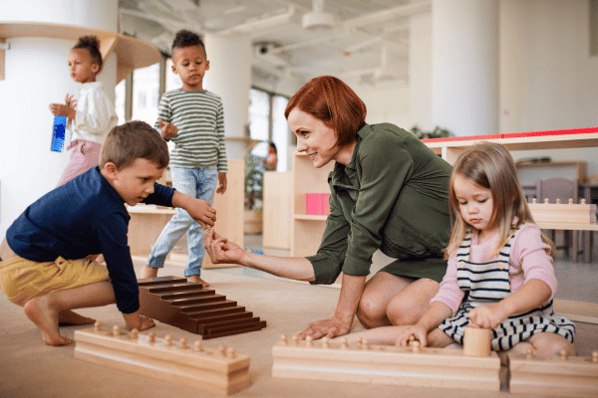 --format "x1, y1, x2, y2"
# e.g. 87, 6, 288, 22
438, 229, 575, 351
